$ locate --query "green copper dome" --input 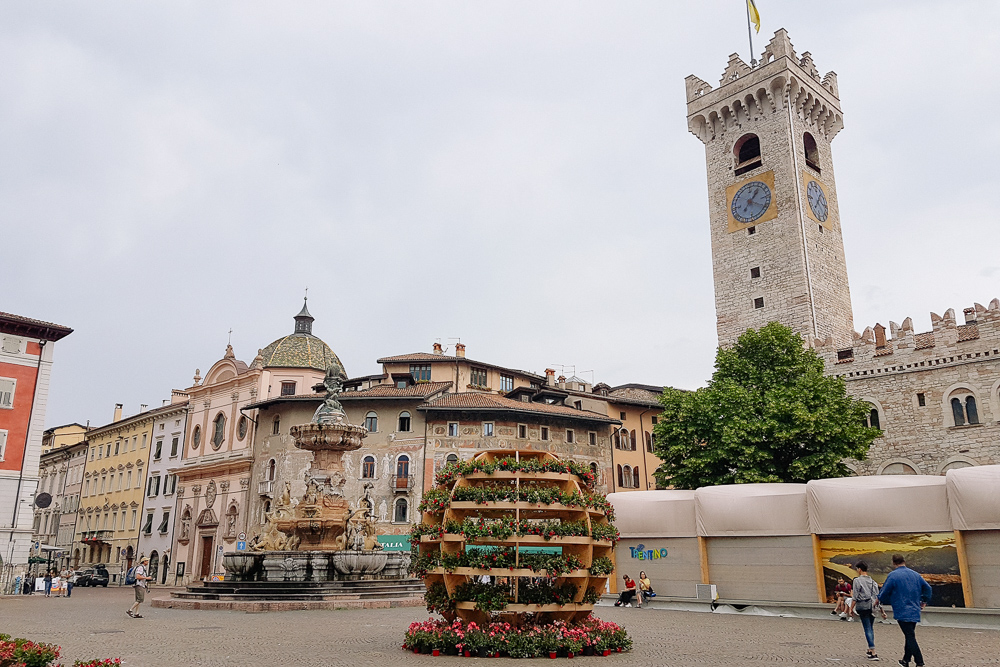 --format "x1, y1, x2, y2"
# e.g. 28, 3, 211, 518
260, 299, 344, 372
